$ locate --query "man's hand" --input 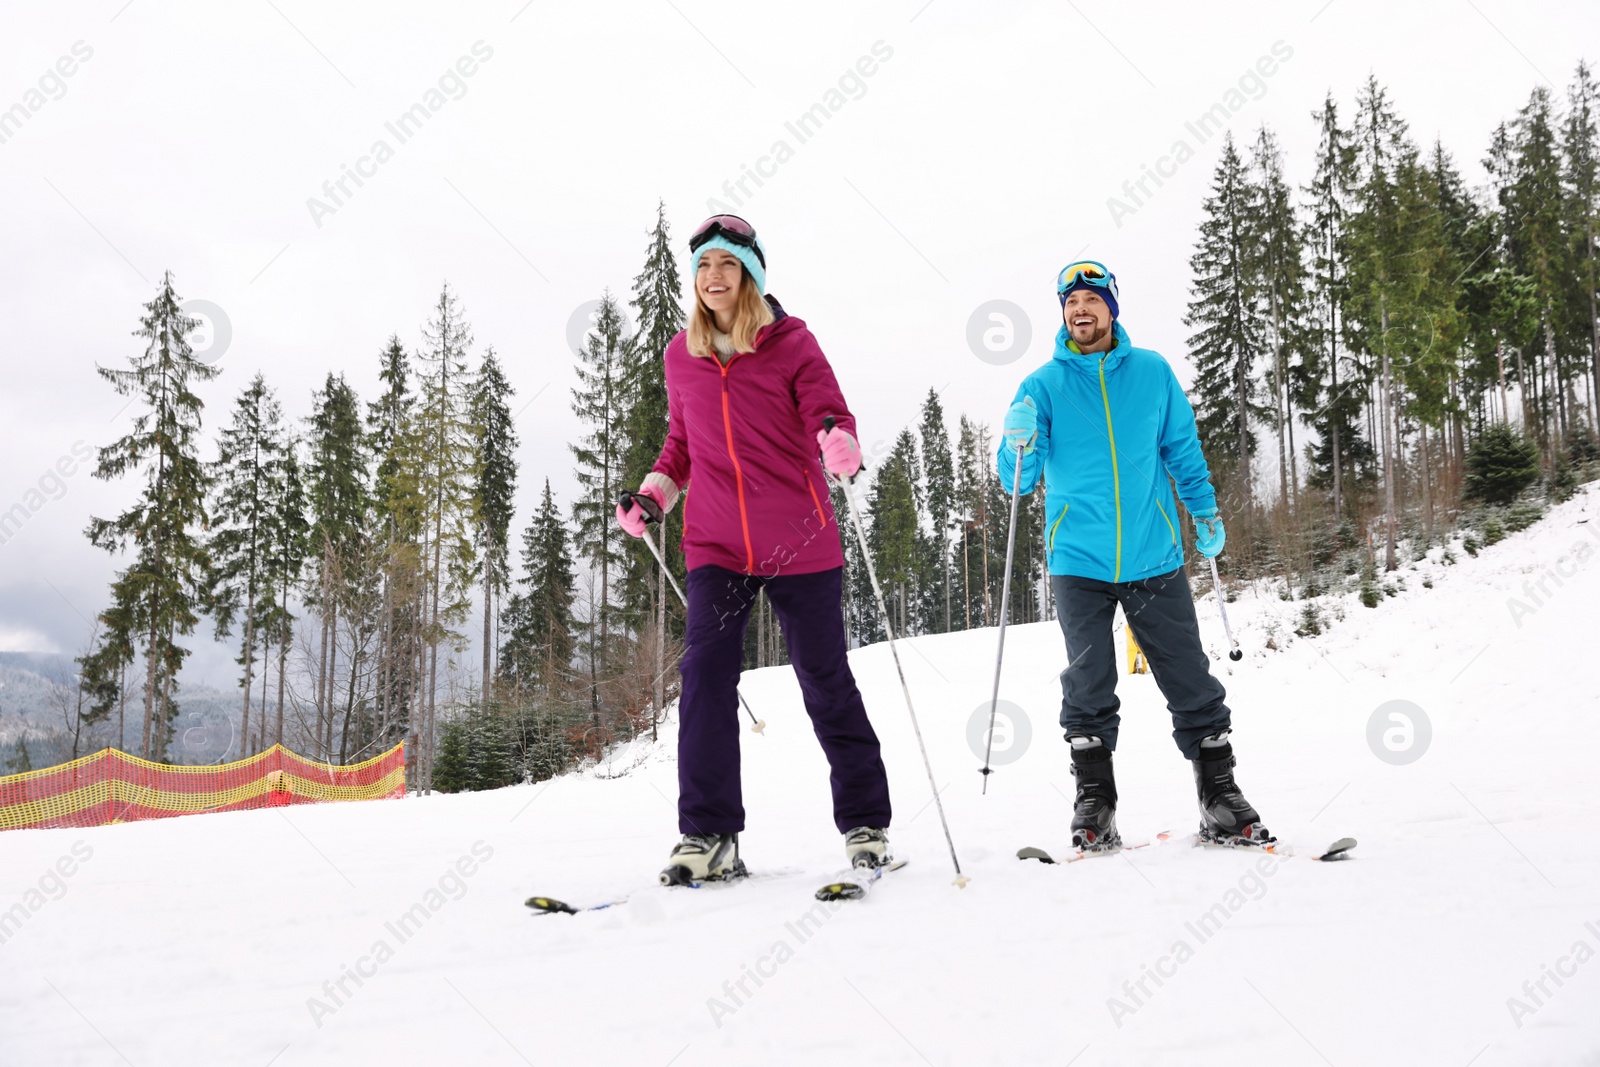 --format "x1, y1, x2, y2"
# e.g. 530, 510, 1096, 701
1192, 507, 1225, 558
1003, 397, 1038, 454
